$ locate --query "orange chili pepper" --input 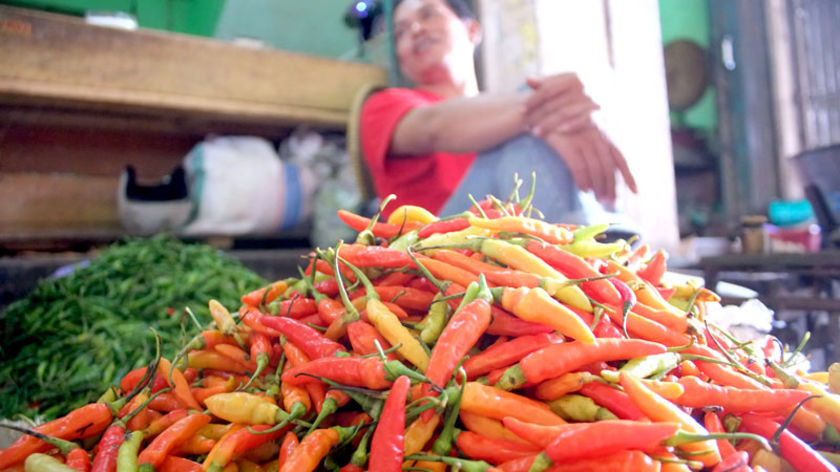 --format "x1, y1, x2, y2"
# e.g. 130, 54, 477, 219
619, 372, 721, 468
278, 428, 340, 472
157, 358, 201, 411
137, 412, 211, 469
458, 411, 530, 445
498, 286, 595, 343
460, 382, 566, 426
